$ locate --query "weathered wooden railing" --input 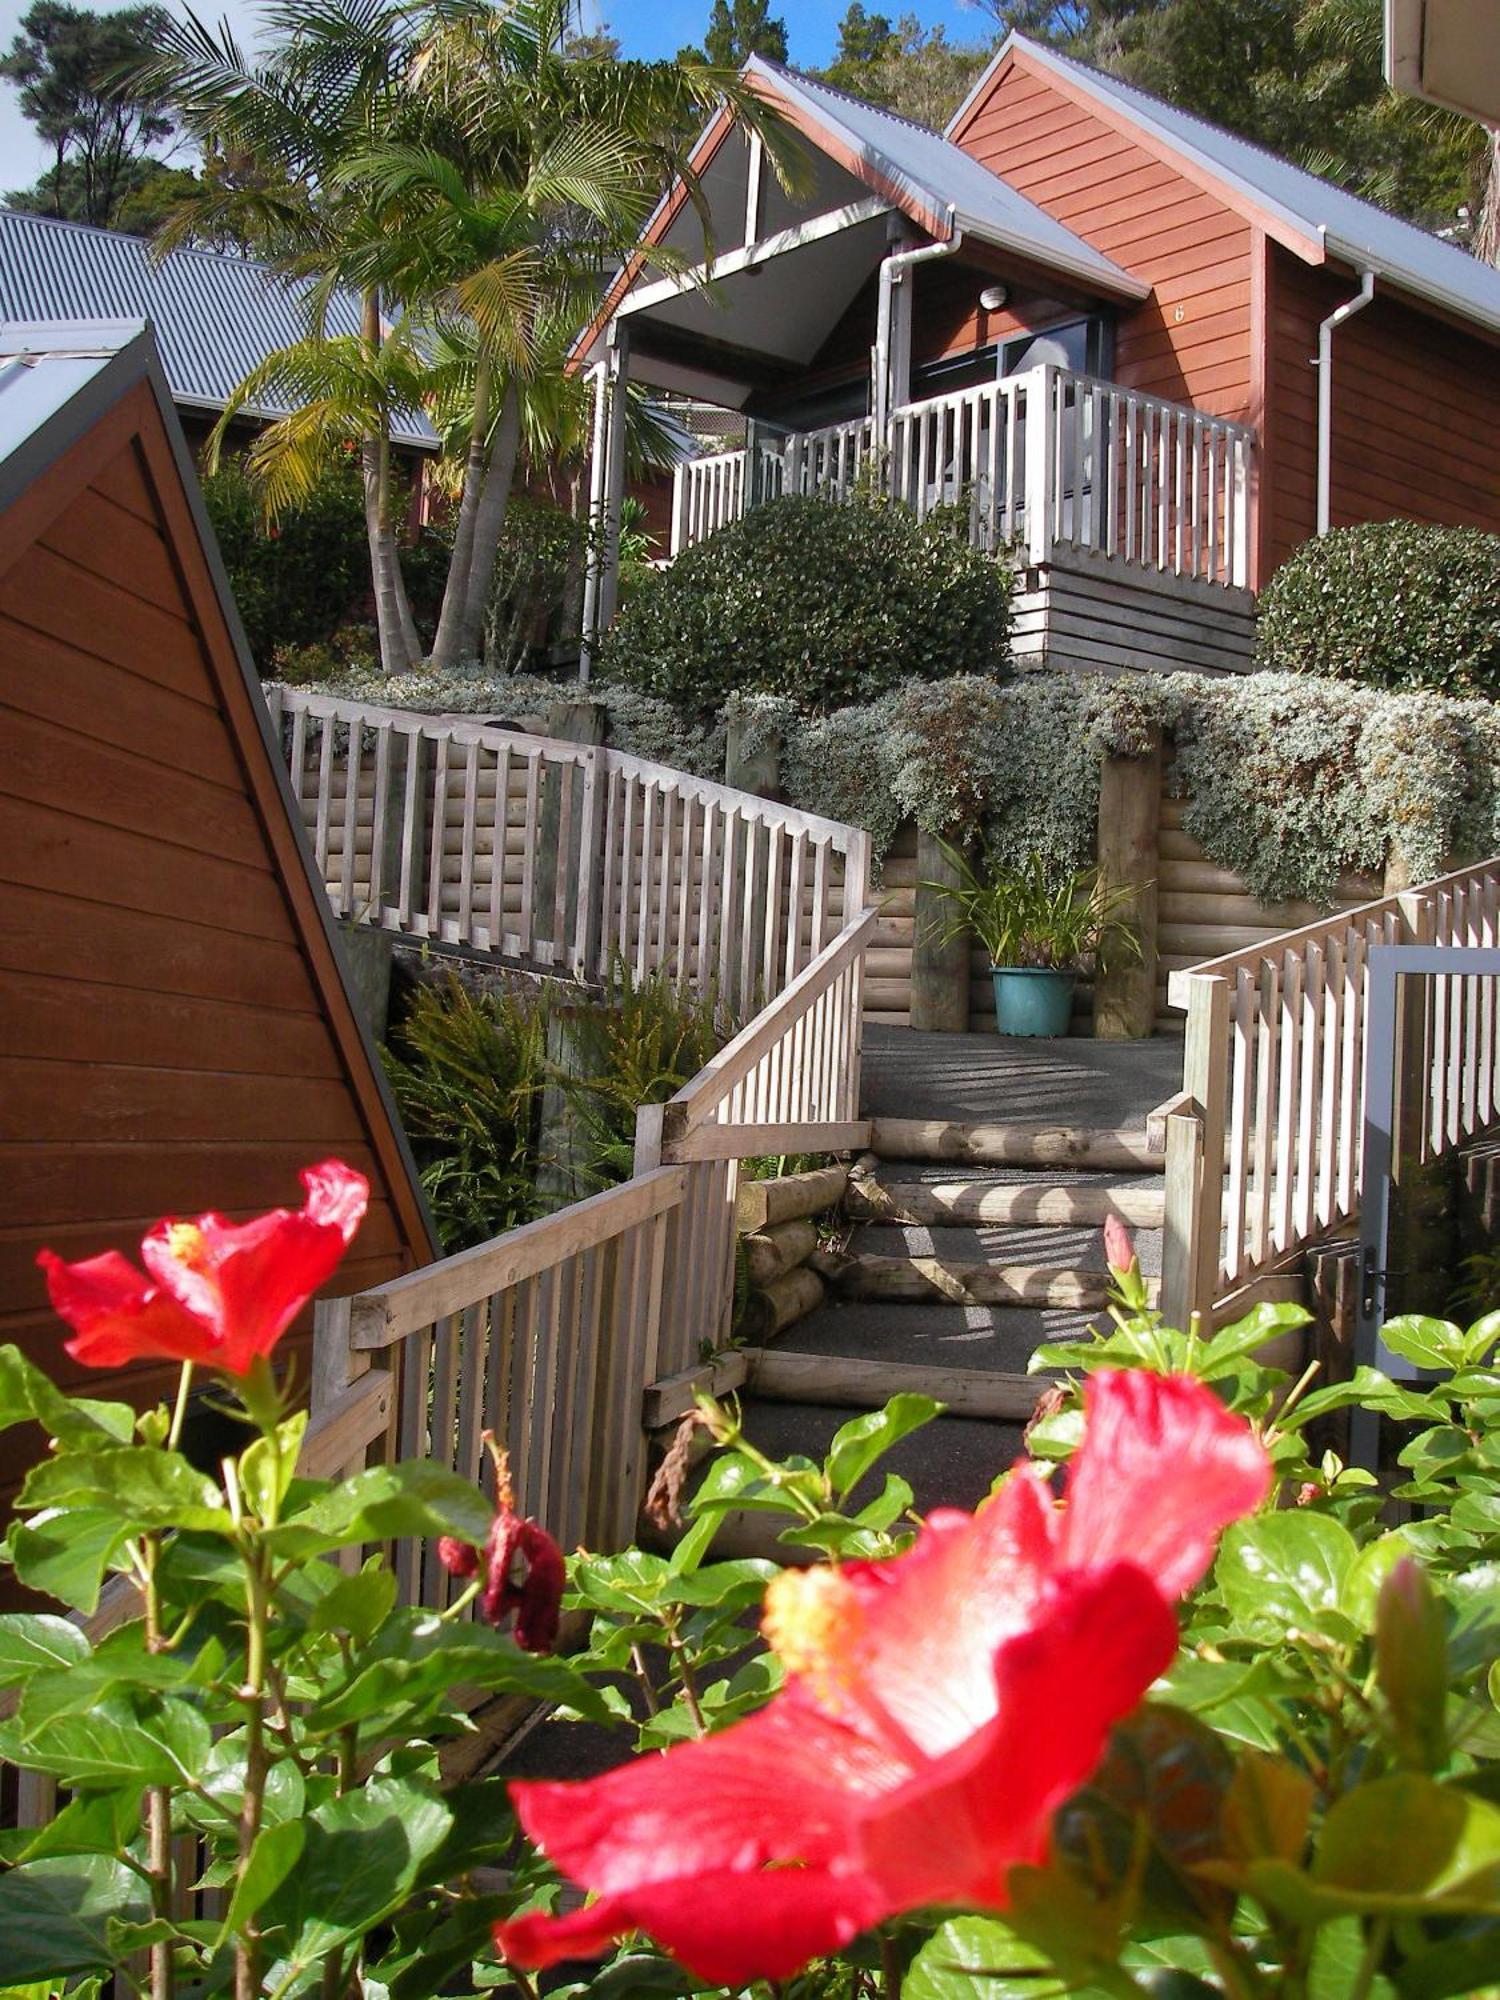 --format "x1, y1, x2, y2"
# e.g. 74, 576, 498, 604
271, 697, 876, 1610
669, 365, 1254, 587
268, 687, 864, 1017
1161, 857, 1500, 1325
